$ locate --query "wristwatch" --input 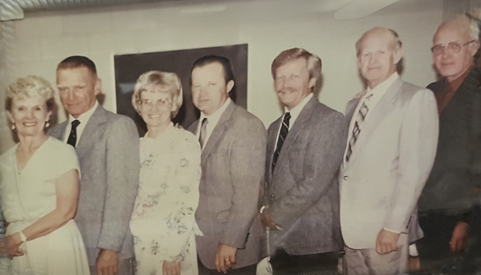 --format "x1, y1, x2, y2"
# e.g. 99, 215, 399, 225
18, 231, 27, 243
